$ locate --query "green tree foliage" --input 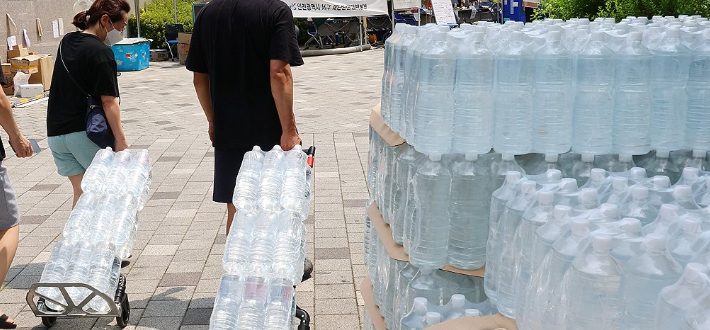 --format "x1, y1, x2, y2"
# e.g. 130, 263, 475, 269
536, 0, 710, 21
128, 0, 197, 48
